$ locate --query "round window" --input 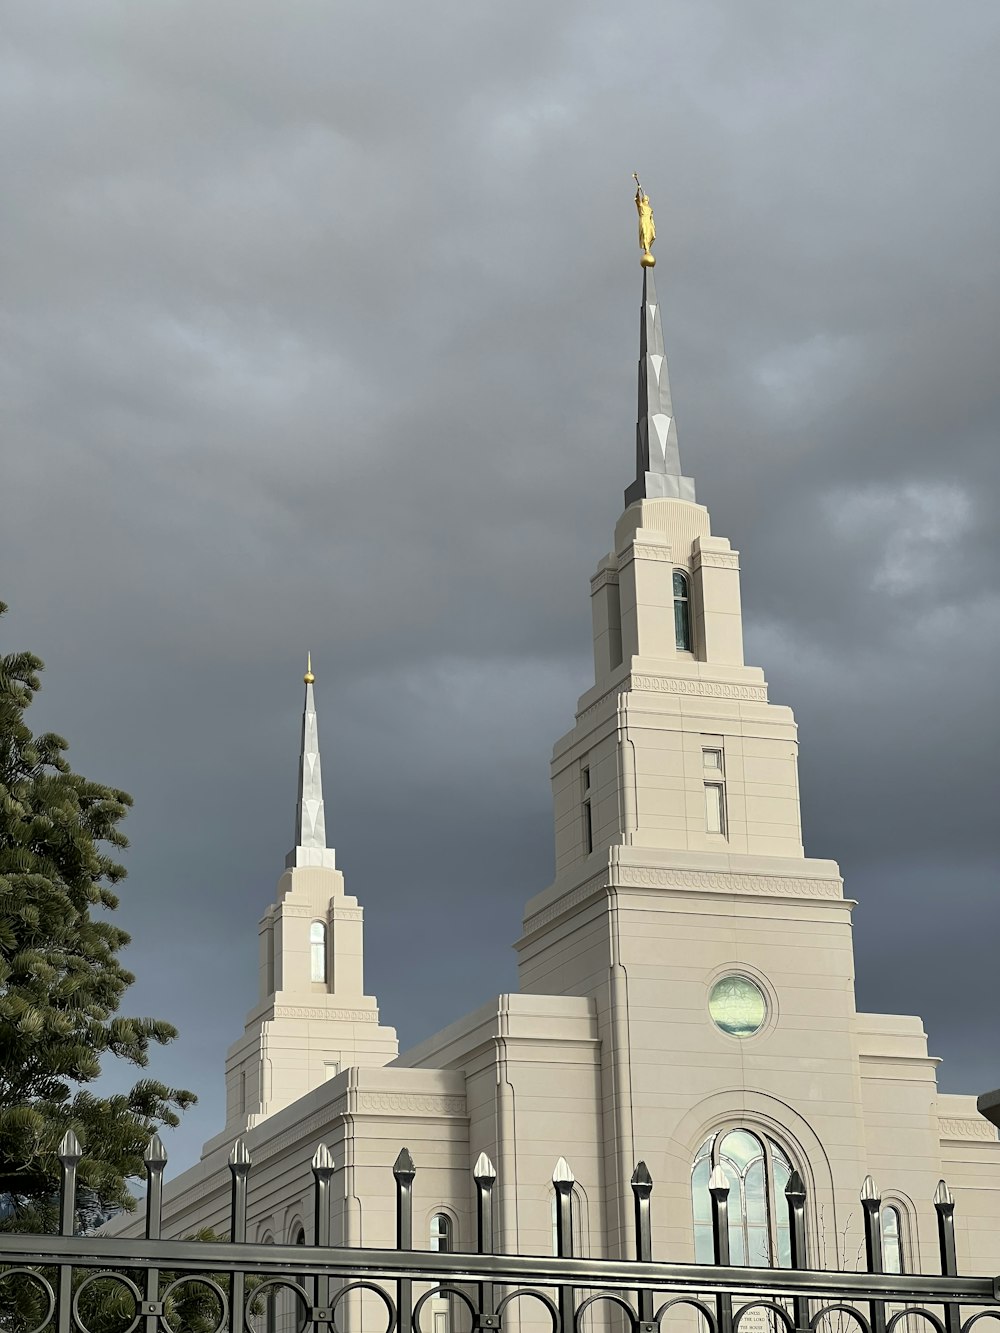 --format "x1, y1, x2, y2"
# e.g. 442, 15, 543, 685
709, 975, 767, 1038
